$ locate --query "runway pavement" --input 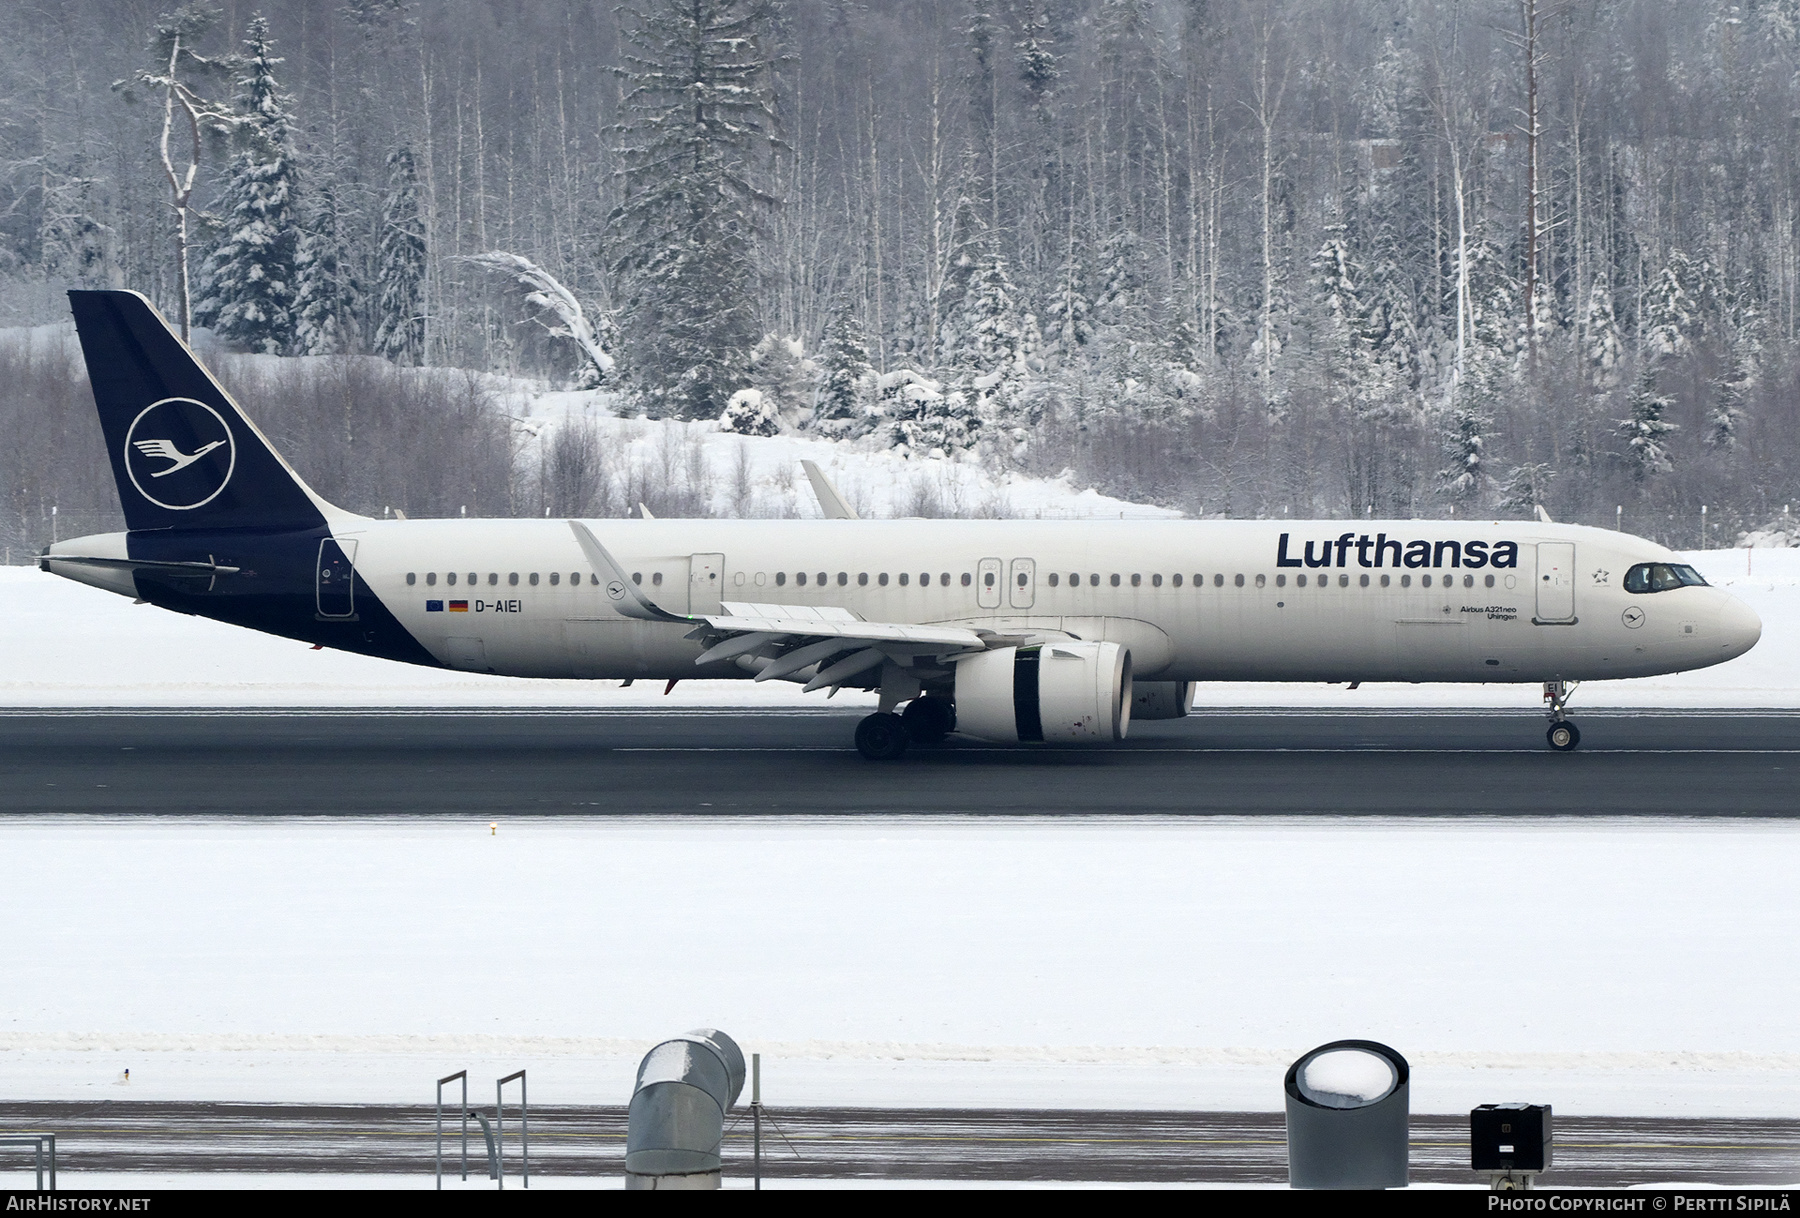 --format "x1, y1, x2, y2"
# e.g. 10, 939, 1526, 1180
1, 707, 1797, 816
3, 1101, 1797, 1185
